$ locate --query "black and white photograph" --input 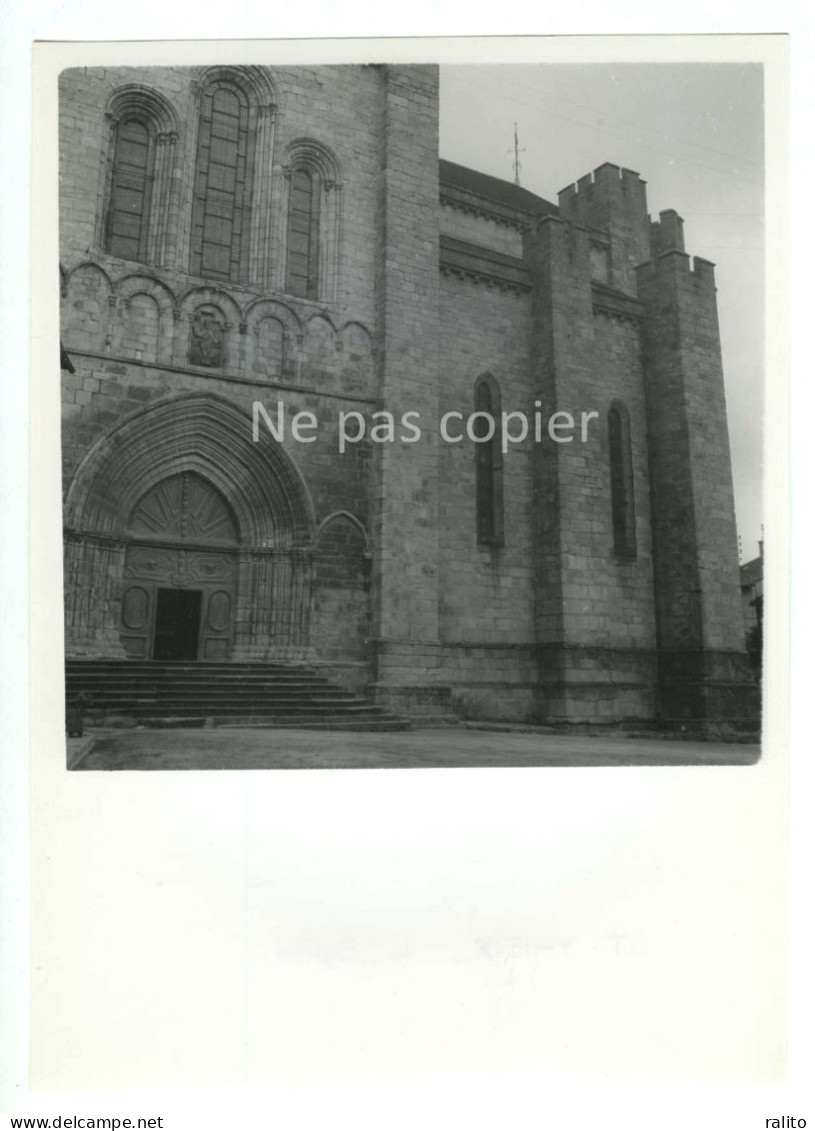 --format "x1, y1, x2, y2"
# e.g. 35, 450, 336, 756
58, 55, 765, 769
6, 29, 798, 1120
